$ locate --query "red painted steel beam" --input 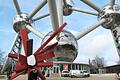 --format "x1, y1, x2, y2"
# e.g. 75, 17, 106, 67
10, 70, 26, 79
35, 42, 58, 56
15, 62, 27, 72
37, 62, 53, 67
27, 68, 32, 80
19, 55, 27, 64
8, 54, 18, 59
26, 39, 33, 56
36, 52, 55, 62
35, 22, 67, 54
8, 53, 26, 64
20, 28, 29, 56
